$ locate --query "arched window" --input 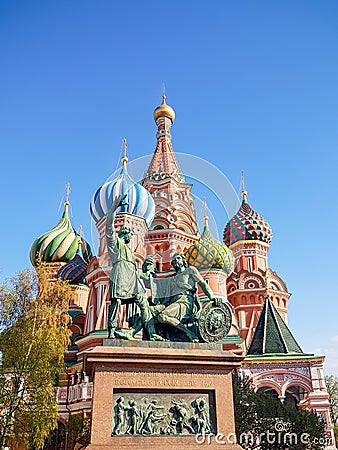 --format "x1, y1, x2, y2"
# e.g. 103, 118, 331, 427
257, 386, 279, 400
284, 385, 306, 409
